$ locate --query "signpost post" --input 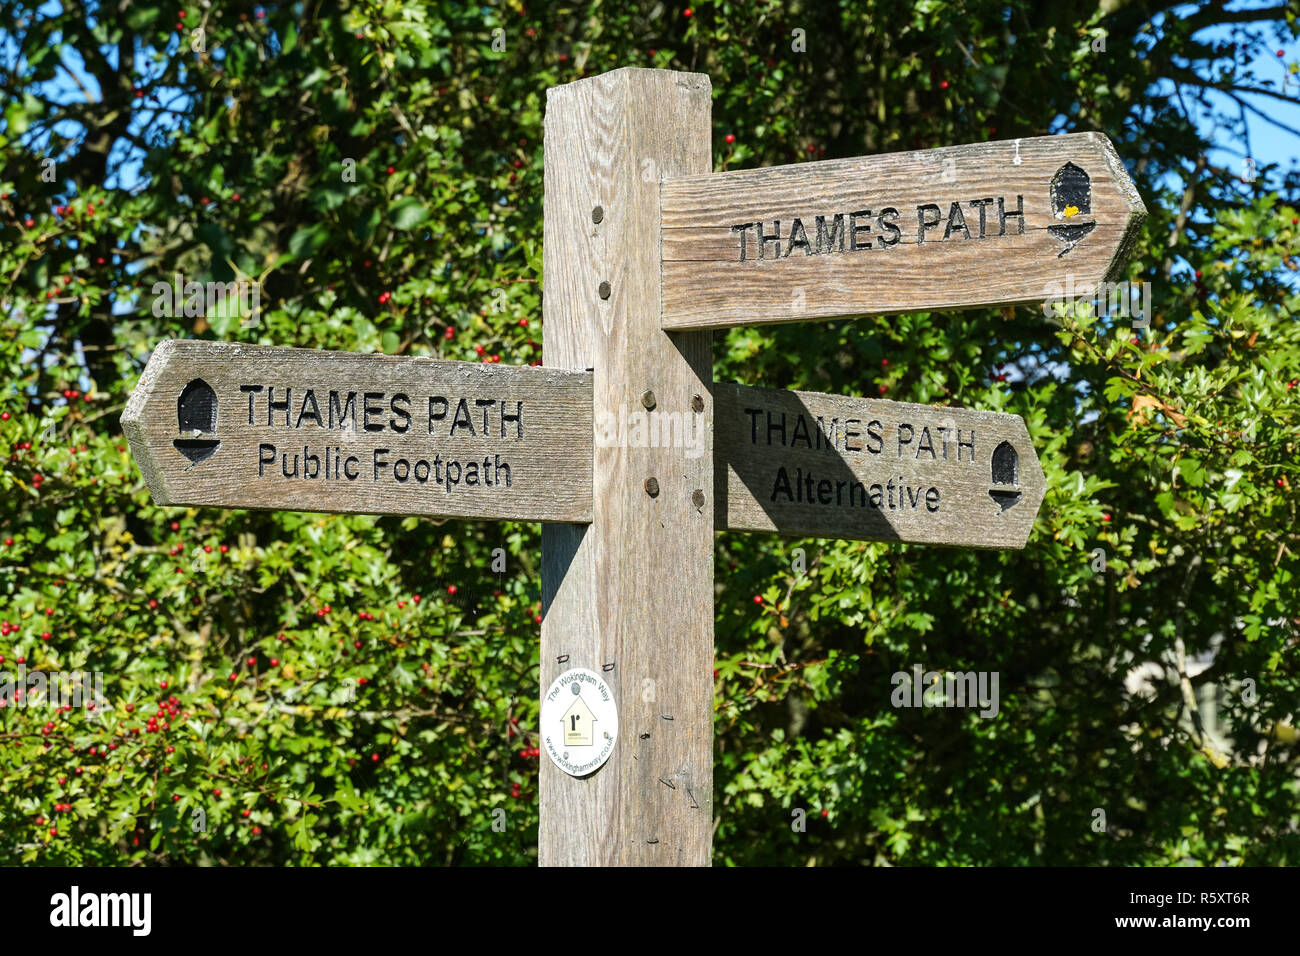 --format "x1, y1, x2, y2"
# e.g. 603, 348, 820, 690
122, 66, 1144, 868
